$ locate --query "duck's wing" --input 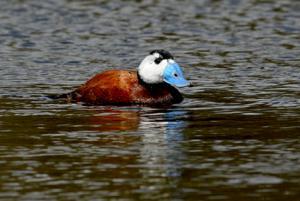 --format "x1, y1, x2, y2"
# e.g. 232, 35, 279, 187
71, 70, 136, 105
